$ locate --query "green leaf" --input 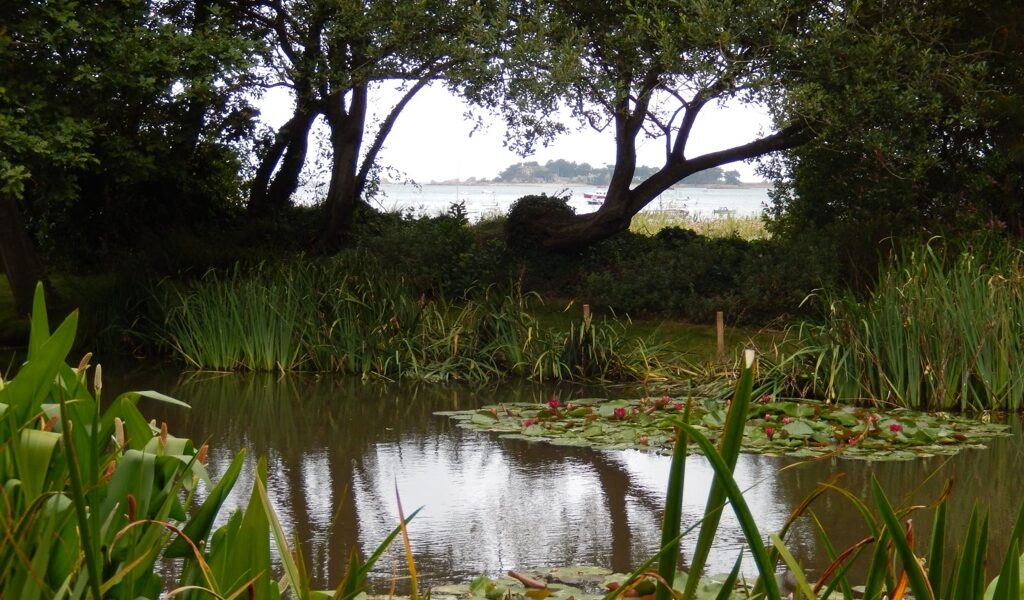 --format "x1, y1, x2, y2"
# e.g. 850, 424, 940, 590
165, 450, 246, 558
871, 477, 933, 600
